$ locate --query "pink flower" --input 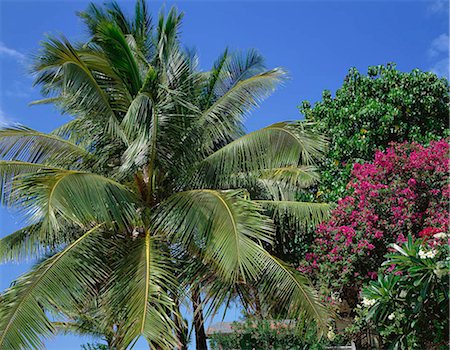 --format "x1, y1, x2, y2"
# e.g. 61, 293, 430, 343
302, 139, 449, 298
367, 271, 378, 279
408, 178, 417, 186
